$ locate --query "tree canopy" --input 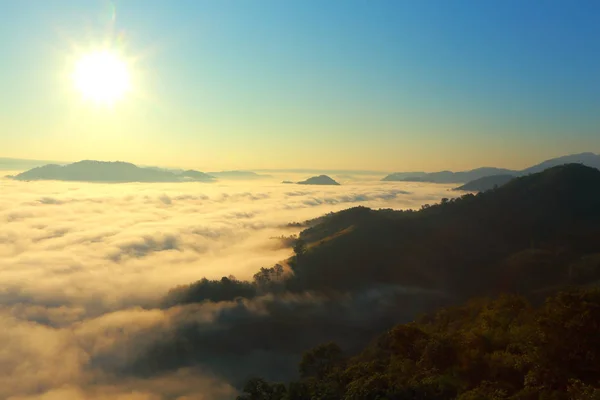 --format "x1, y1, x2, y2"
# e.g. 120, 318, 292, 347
238, 287, 600, 399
